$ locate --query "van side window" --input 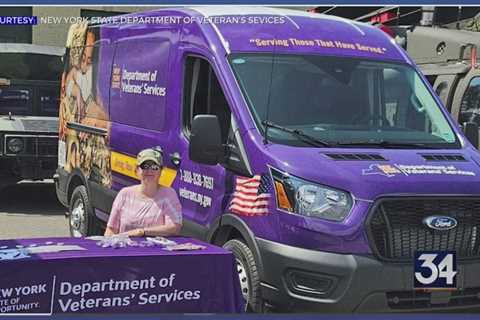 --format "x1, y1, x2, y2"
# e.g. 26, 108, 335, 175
183, 56, 231, 143
460, 77, 480, 126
